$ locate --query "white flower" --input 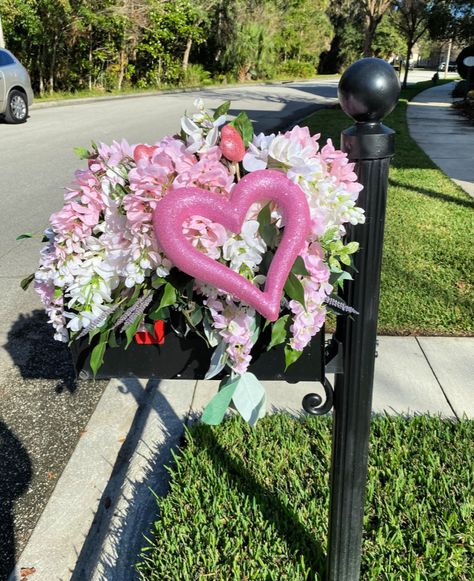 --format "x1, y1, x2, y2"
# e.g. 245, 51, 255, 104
243, 133, 275, 172
193, 98, 205, 111
222, 221, 266, 273
269, 134, 315, 168
180, 105, 227, 153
